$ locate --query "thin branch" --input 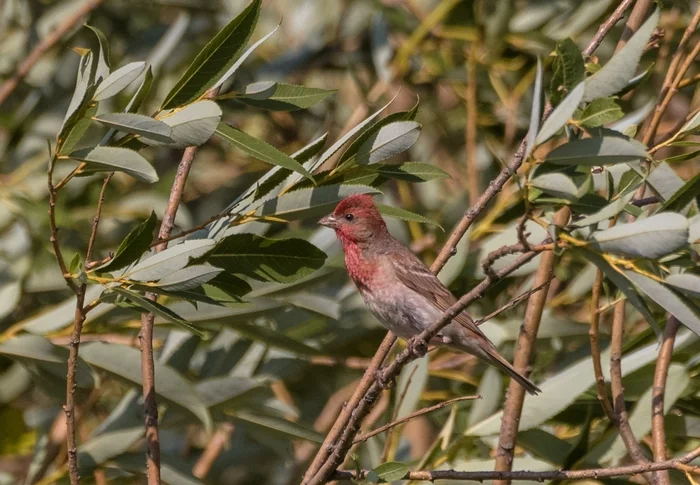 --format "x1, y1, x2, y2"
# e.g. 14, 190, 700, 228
353, 395, 479, 444
589, 269, 616, 422
583, 0, 637, 57
651, 316, 681, 485
493, 207, 569, 485
47, 148, 77, 293
192, 422, 235, 479
632, 196, 659, 207
465, 44, 479, 206
0, 0, 104, 106
474, 274, 554, 326
614, 0, 654, 53
331, 445, 700, 482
